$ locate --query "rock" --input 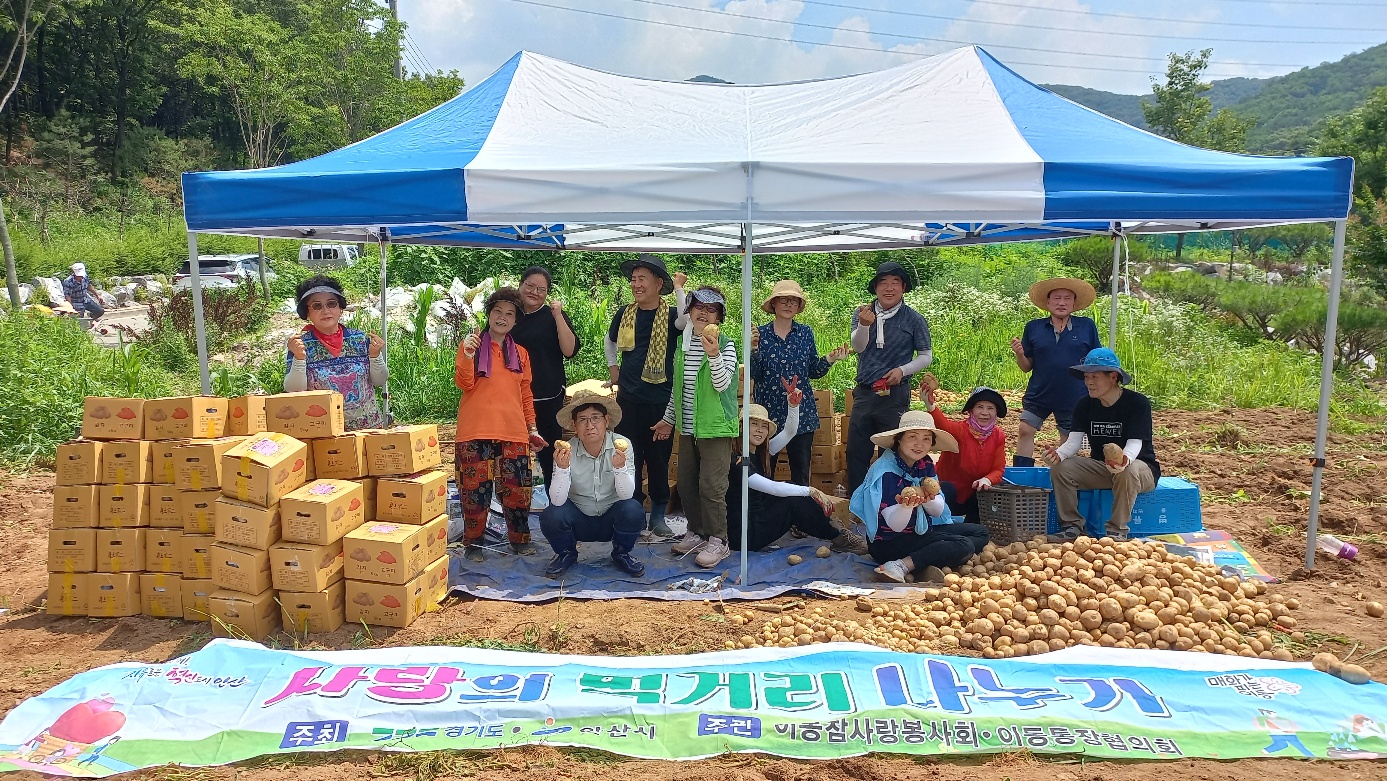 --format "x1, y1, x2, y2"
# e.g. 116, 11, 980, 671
15, 283, 31, 304
93, 289, 117, 308
31, 276, 63, 304
1265, 271, 1283, 285
112, 284, 138, 306
1196, 262, 1218, 276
